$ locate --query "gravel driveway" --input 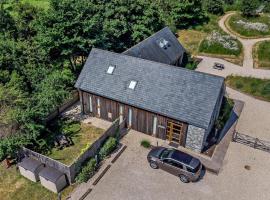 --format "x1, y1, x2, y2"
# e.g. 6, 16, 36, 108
85, 131, 270, 200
